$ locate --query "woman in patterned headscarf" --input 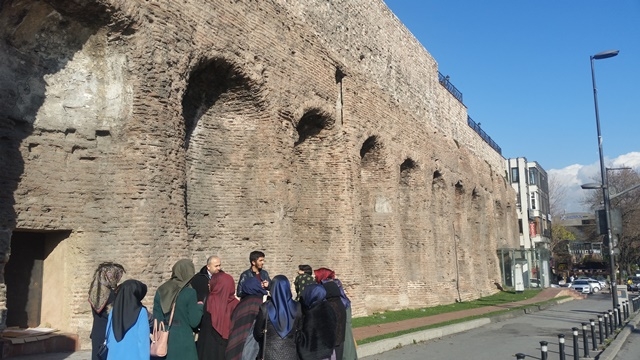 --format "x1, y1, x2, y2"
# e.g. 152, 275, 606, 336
88, 262, 125, 360
153, 259, 203, 360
